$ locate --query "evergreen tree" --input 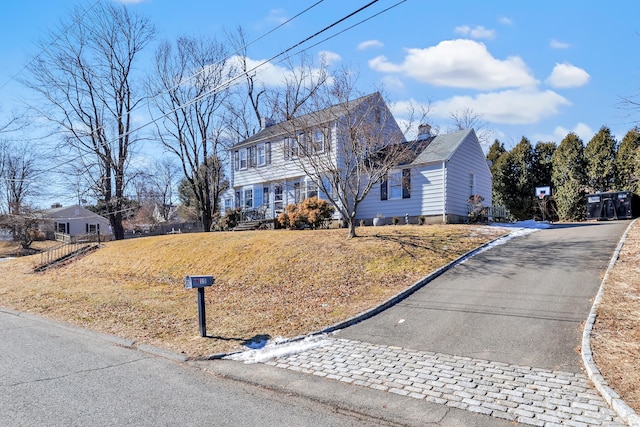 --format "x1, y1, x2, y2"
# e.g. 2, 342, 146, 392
532, 142, 556, 188
552, 133, 587, 221
487, 139, 508, 207
615, 126, 640, 193
491, 150, 513, 209
508, 137, 535, 219
532, 141, 557, 221
486, 139, 506, 172
585, 126, 617, 193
